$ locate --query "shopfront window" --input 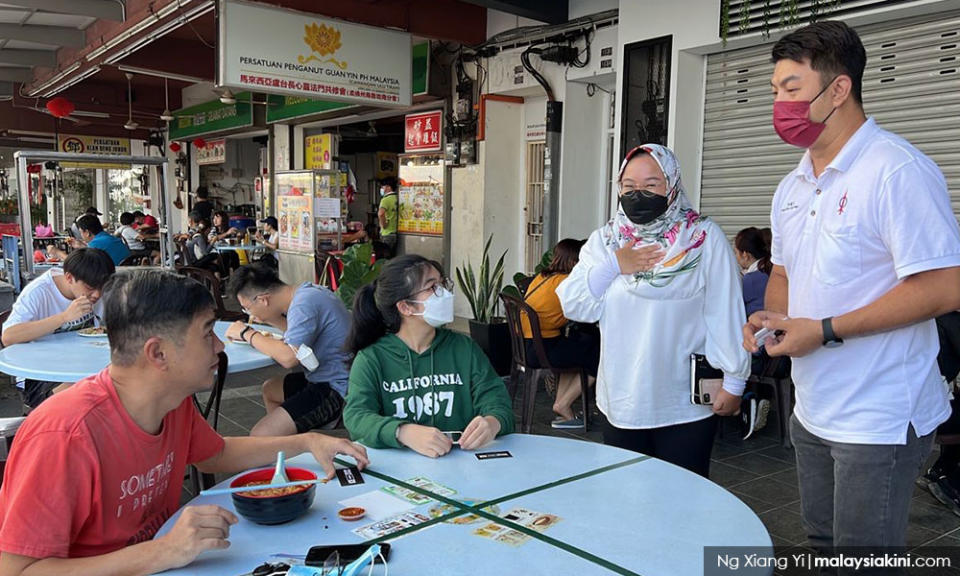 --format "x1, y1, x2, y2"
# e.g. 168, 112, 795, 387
620, 36, 672, 154
107, 169, 143, 225
61, 169, 95, 227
